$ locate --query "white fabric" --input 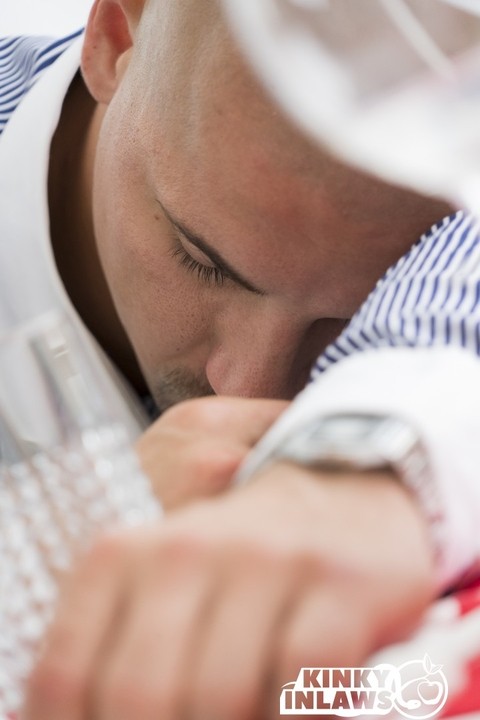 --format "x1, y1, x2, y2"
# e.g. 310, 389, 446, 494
0, 35, 146, 436
0, 37, 83, 328
1, 1, 92, 36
